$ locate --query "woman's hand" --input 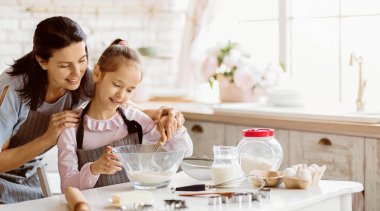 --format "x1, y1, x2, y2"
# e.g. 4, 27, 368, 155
144, 106, 185, 141
43, 110, 81, 146
144, 107, 185, 127
90, 146, 122, 175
